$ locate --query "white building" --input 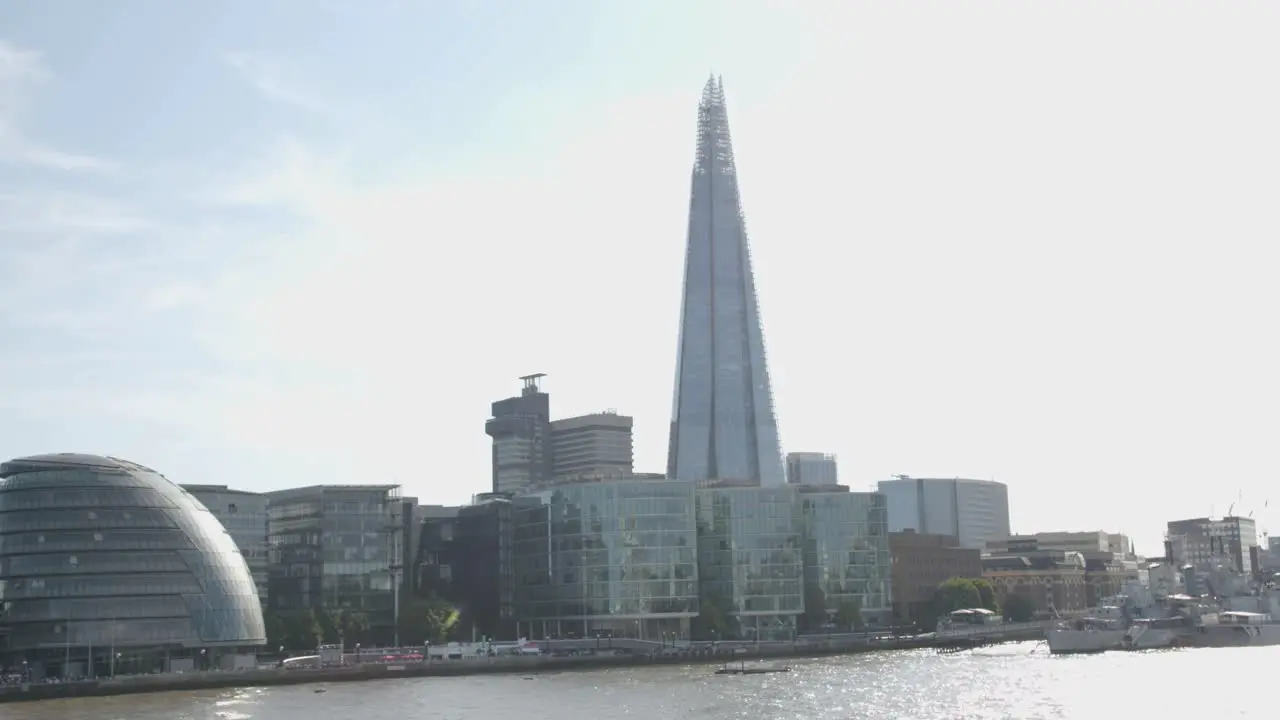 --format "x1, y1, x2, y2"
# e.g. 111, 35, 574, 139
785, 452, 839, 486
877, 476, 1011, 551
